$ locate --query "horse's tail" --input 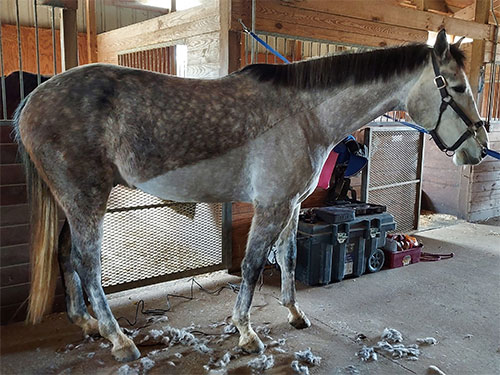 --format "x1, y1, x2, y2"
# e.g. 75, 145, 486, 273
12, 98, 59, 324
